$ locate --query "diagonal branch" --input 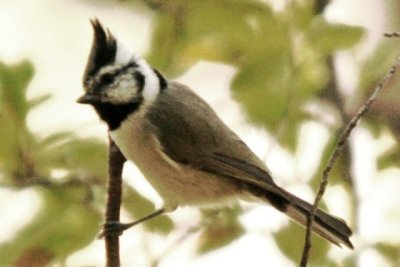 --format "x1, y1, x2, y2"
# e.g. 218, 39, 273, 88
105, 138, 126, 267
384, 32, 400, 37
300, 56, 400, 267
